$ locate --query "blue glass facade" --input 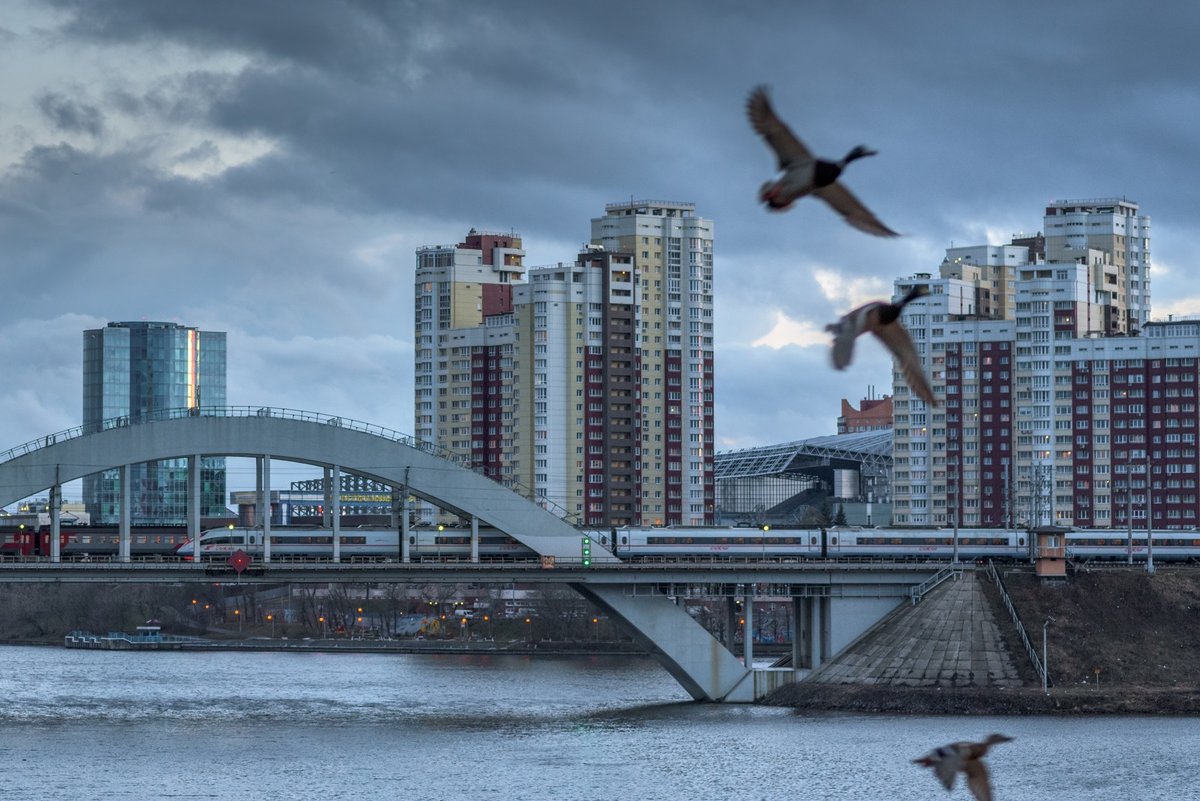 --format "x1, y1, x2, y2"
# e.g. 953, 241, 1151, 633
82, 322, 227, 525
